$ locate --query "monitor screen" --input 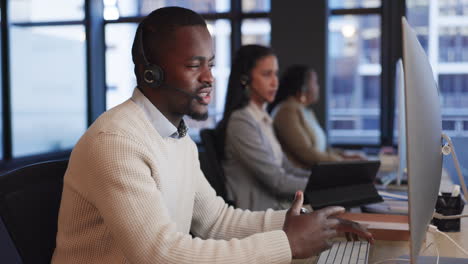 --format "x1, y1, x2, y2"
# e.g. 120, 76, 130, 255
396, 58, 407, 186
